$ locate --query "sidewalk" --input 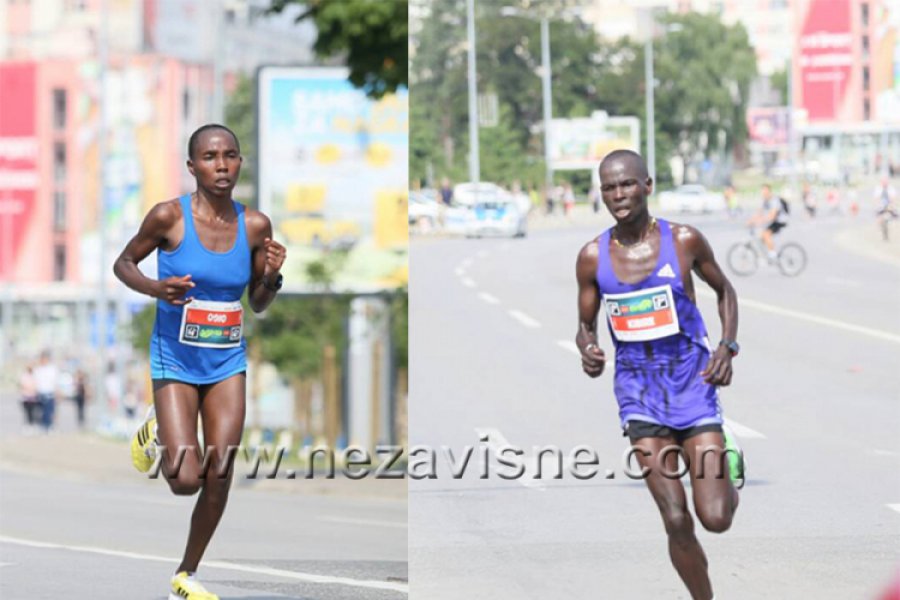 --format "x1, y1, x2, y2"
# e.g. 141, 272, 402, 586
834, 220, 900, 268
0, 393, 405, 500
